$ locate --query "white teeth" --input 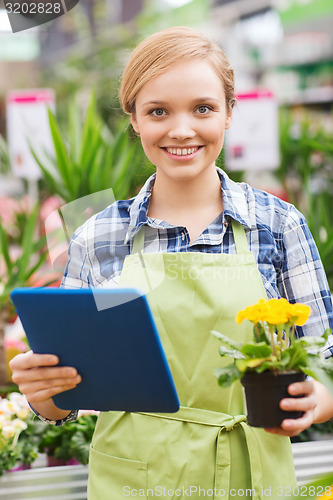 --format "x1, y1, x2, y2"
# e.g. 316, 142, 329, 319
166, 147, 199, 156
